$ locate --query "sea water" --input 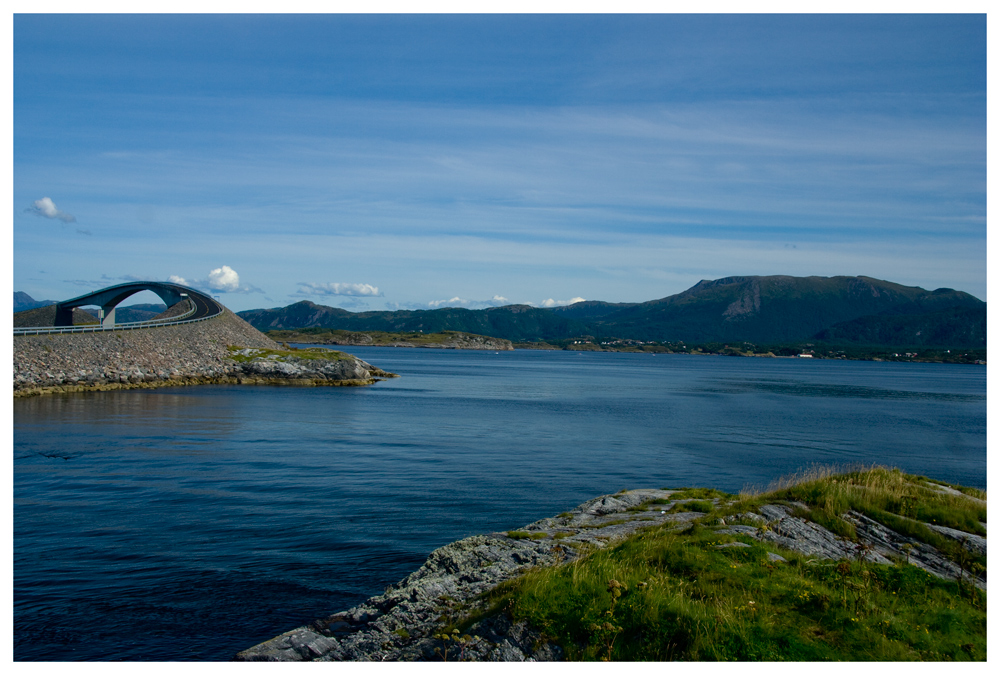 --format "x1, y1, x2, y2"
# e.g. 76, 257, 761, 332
13, 348, 986, 660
